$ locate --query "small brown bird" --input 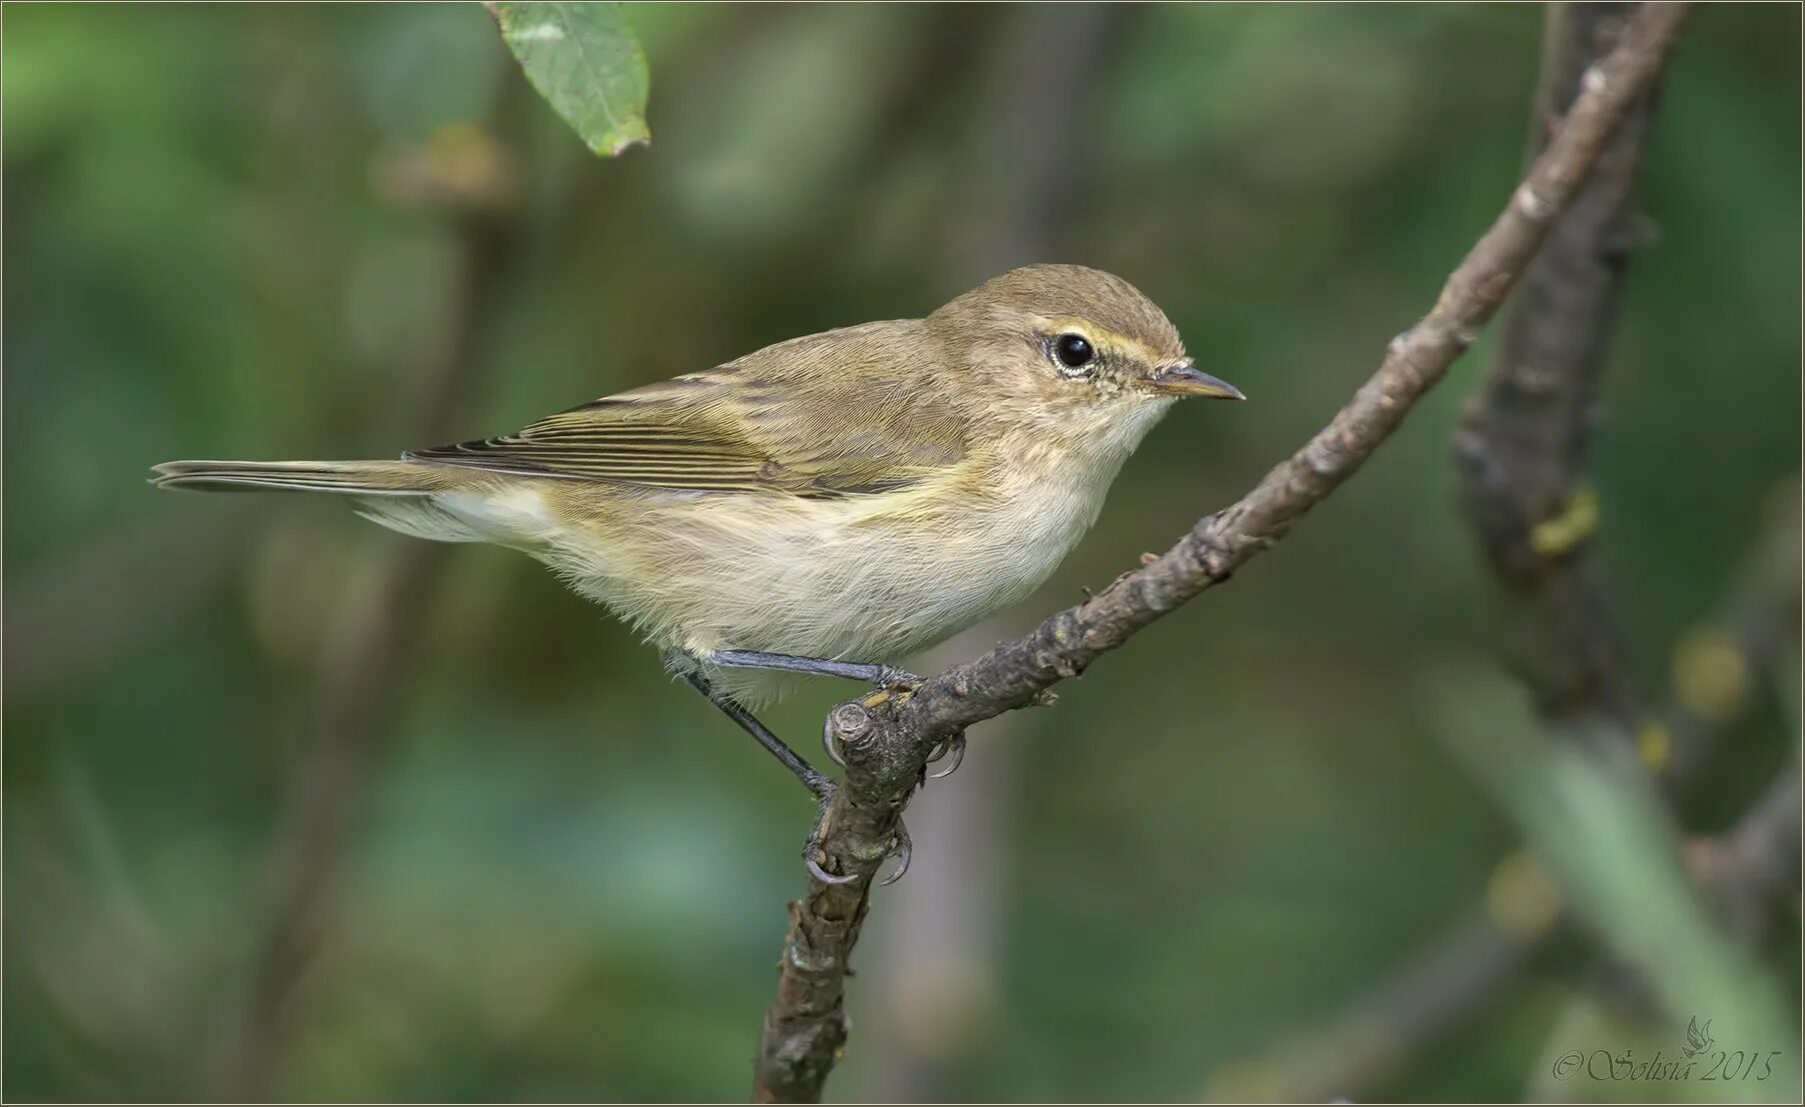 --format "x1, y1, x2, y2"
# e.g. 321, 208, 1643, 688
154, 264, 1241, 878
